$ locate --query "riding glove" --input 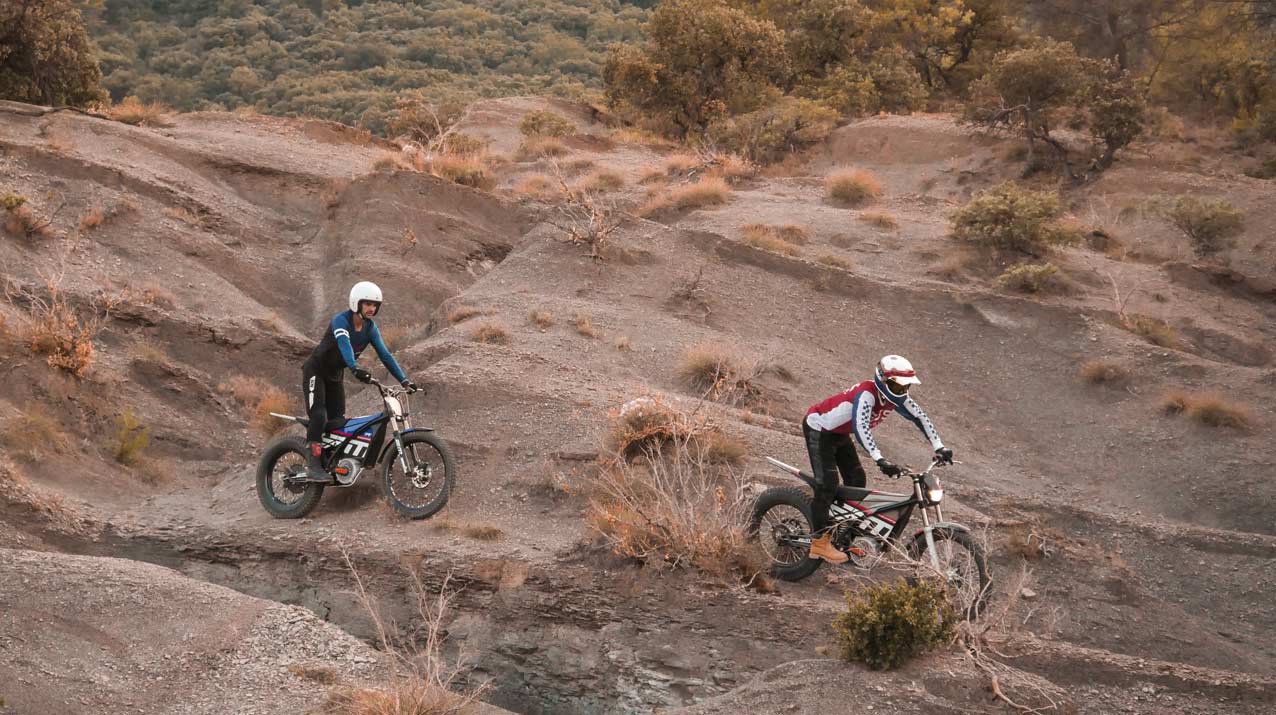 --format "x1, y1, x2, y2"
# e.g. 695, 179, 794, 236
351, 367, 373, 383
402, 380, 419, 393
876, 458, 903, 477
935, 447, 954, 465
